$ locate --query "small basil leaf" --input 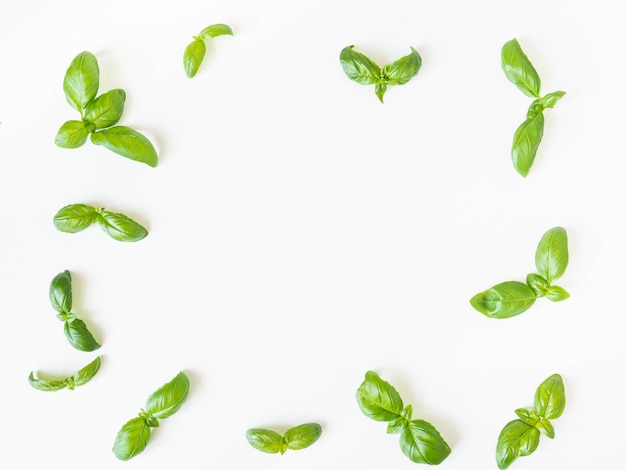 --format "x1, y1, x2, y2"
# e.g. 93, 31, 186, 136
546, 285, 570, 302
113, 417, 151, 461
356, 370, 404, 422
511, 111, 544, 177
83, 89, 126, 129
97, 210, 148, 242
541, 90, 566, 109
246, 428, 286, 454
144, 371, 190, 419
145, 415, 160, 428
53, 204, 97, 233
399, 419, 452, 465
340, 45, 380, 85
63, 51, 99, 112
55, 120, 89, 148
526, 98, 544, 119
534, 373, 566, 419
183, 39, 206, 78
68, 356, 101, 388
283, 423, 322, 451
514, 407, 539, 426
28, 372, 67, 391
90, 126, 158, 167
375, 82, 387, 103
496, 419, 540, 469
501, 39, 541, 98
49, 270, 72, 314
535, 227, 569, 283
526, 273, 549, 297
382, 47, 422, 86
535, 418, 555, 438
64, 317, 101, 352
470, 281, 536, 319
198, 23, 234, 39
